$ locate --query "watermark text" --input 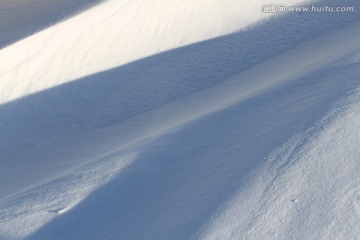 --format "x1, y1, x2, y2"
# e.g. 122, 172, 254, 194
262, 4, 355, 13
